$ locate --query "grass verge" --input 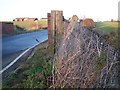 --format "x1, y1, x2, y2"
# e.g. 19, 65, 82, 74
2, 41, 54, 89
